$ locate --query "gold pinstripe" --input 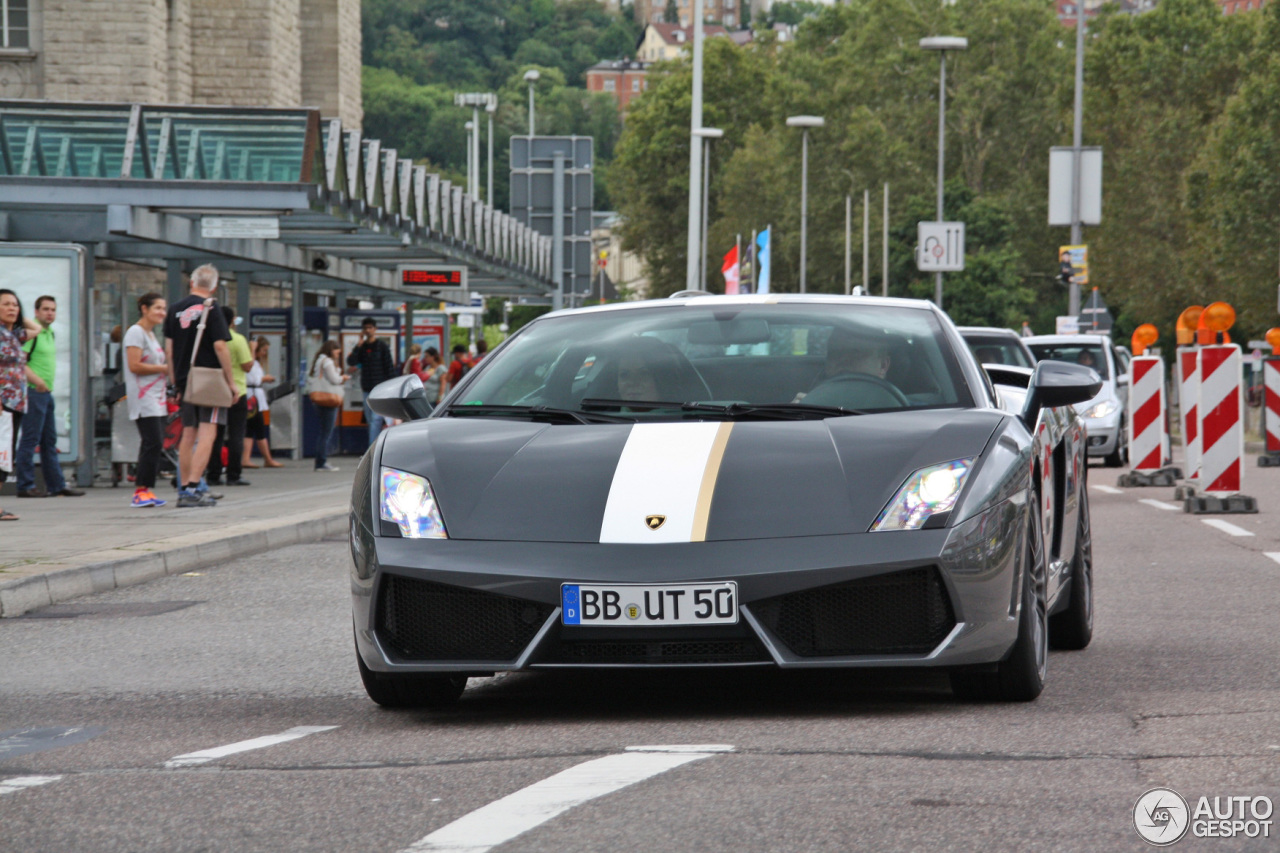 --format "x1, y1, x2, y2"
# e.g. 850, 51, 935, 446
690, 422, 734, 542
